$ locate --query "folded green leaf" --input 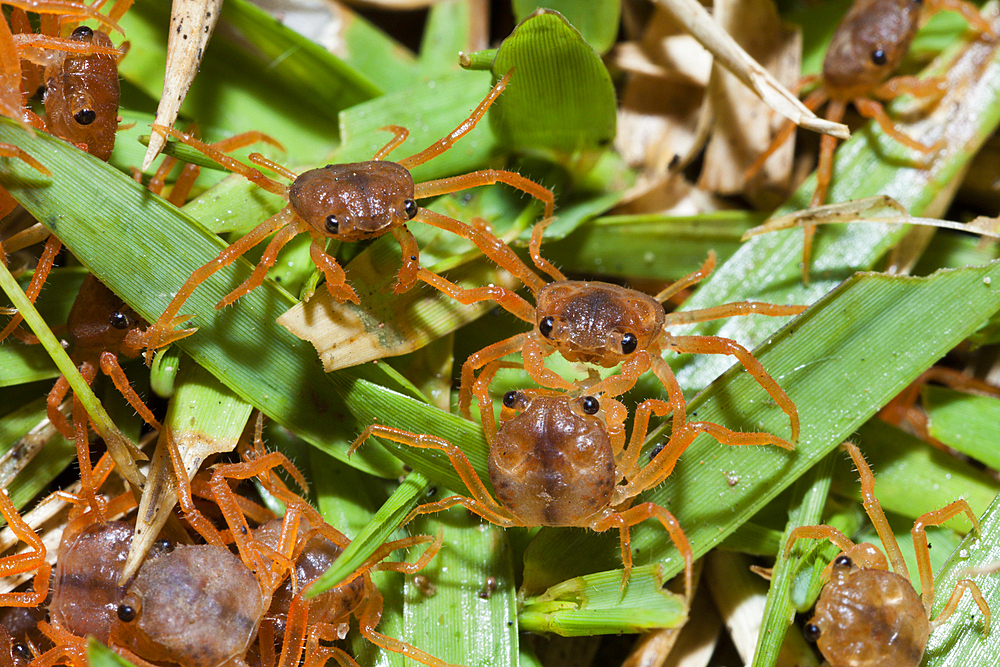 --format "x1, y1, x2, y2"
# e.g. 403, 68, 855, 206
519, 565, 687, 636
